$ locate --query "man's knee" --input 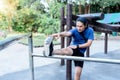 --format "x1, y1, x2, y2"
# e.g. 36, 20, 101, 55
63, 48, 73, 55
